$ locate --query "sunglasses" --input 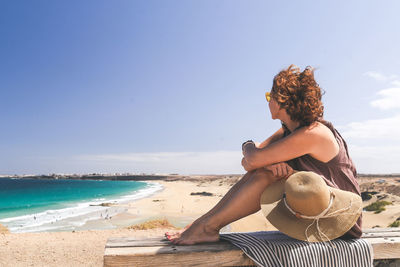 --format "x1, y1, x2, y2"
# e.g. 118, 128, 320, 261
265, 92, 271, 102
